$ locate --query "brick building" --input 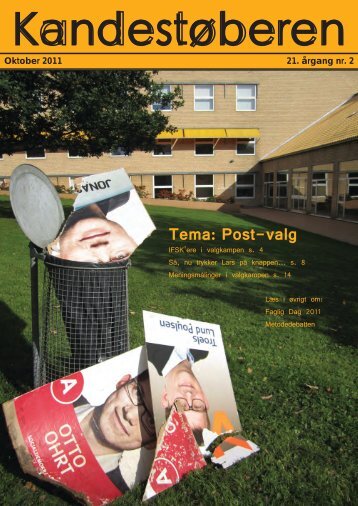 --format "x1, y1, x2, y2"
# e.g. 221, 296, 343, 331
1, 70, 357, 220
261, 93, 358, 221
